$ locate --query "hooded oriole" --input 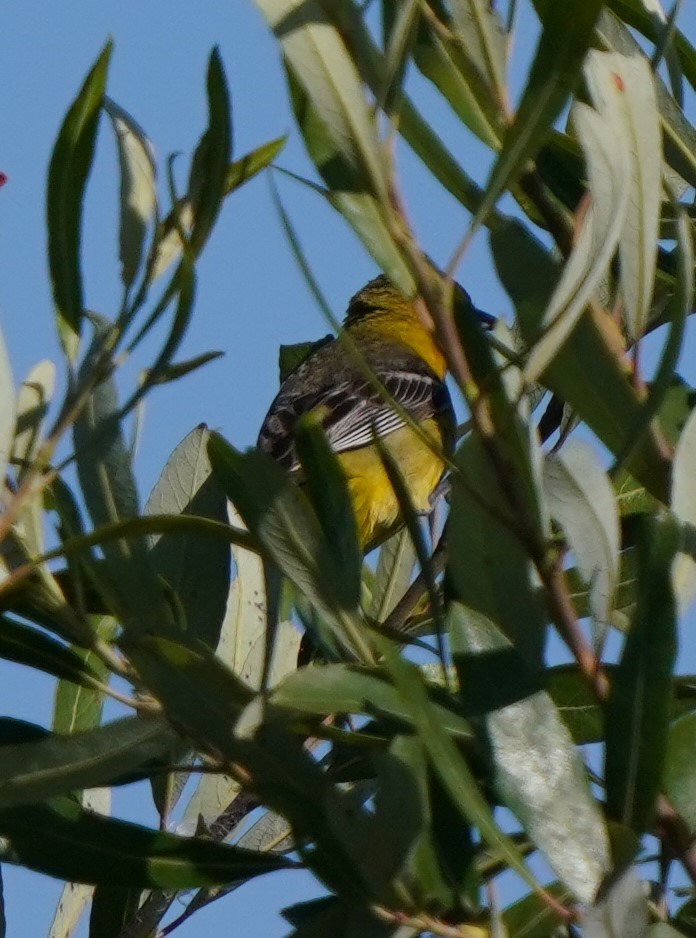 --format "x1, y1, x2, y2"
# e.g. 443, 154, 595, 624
257, 275, 494, 551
